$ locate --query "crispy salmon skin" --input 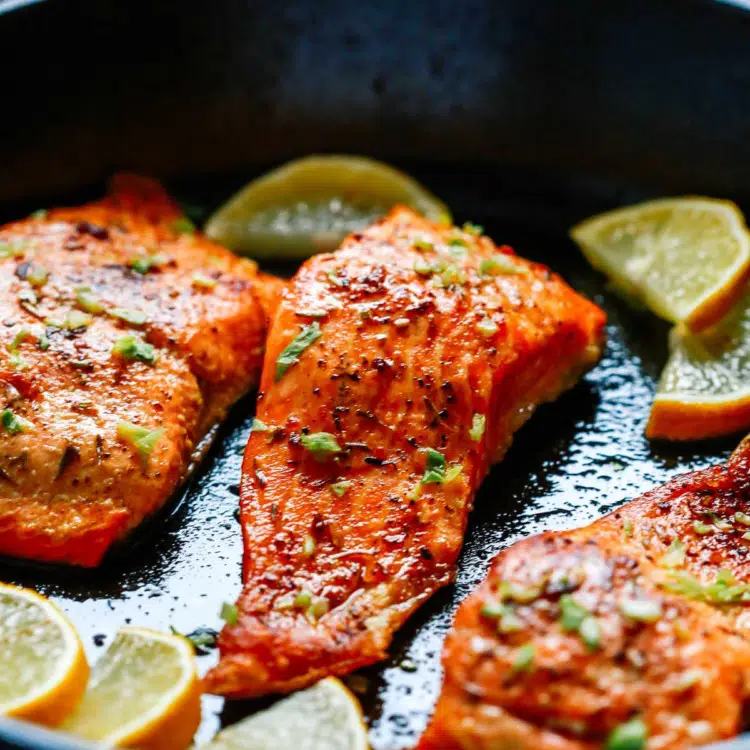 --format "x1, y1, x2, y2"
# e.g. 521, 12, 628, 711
0, 175, 283, 566
206, 207, 605, 697
420, 437, 750, 750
